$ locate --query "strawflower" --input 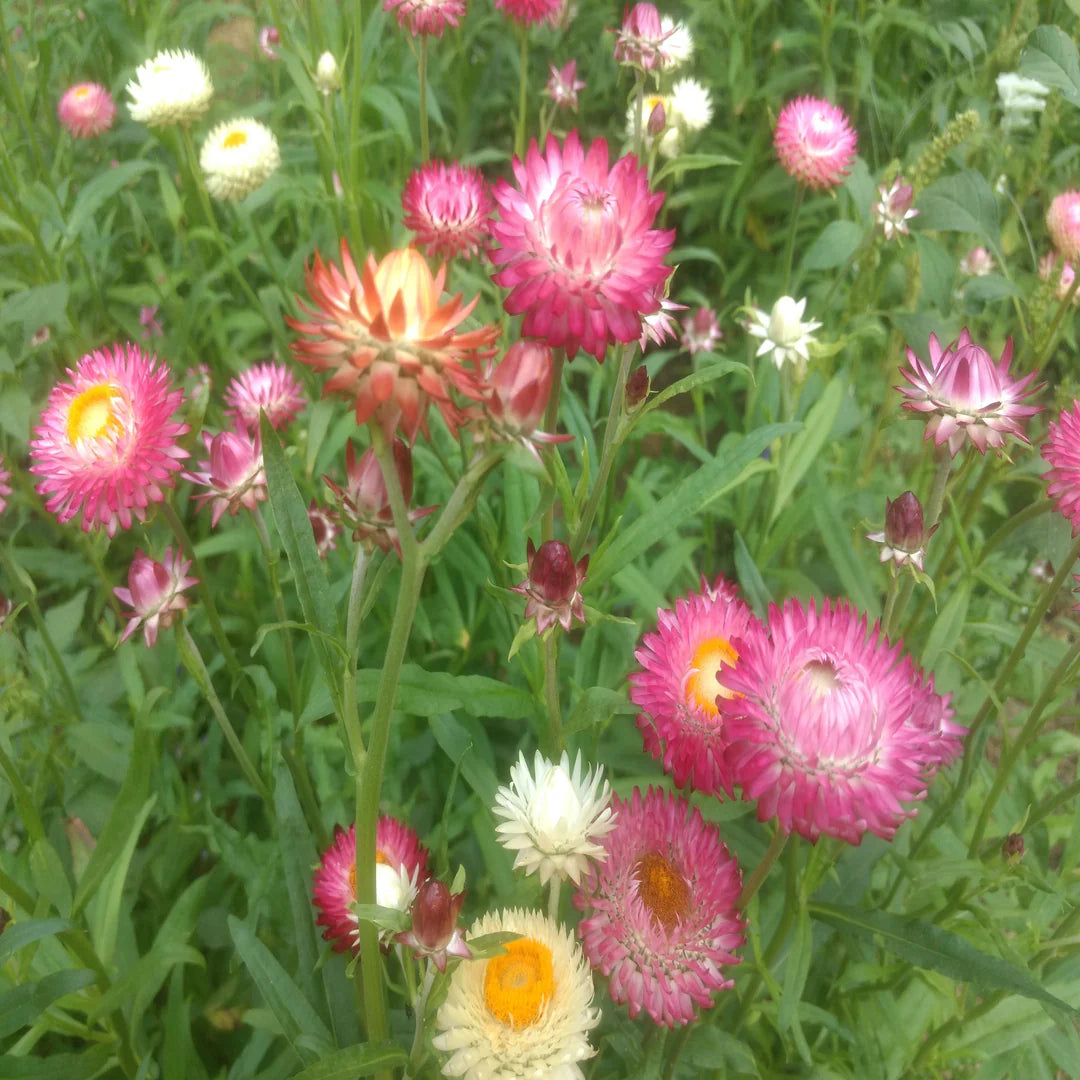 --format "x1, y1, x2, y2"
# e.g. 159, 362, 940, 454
1042, 401, 1080, 535
658, 16, 693, 71
384, 0, 466, 37
630, 575, 754, 797
681, 308, 722, 355
510, 538, 588, 634
746, 295, 822, 374
401, 160, 493, 260
57, 82, 116, 139
315, 52, 341, 95
307, 499, 340, 558
432, 907, 599, 1078
289, 243, 499, 442
490, 131, 675, 361
223, 361, 305, 431
200, 118, 281, 201
959, 246, 994, 277
639, 290, 687, 350
313, 820, 429, 953
574, 787, 745, 1027
29, 343, 188, 536
183, 427, 267, 527
0, 454, 11, 517
897, 329, 1041, 457
669, 78, 713, 136
493, 750, 616, 885
1039, 252, 1078, 302
774, 96, 857, 190
717, 597, 964, 843
126, 48, 213, 127
1047, 191, 1080, 261
547, 60, 585, 111
874, 176, 918, 240
139, 305, 163, 339
114, 547, 198, 647
482, 342, 572, 460
494, 0, 563, 27
258, 26, 280, 59
613, 3, 668, 71
866, 491, 937, 572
